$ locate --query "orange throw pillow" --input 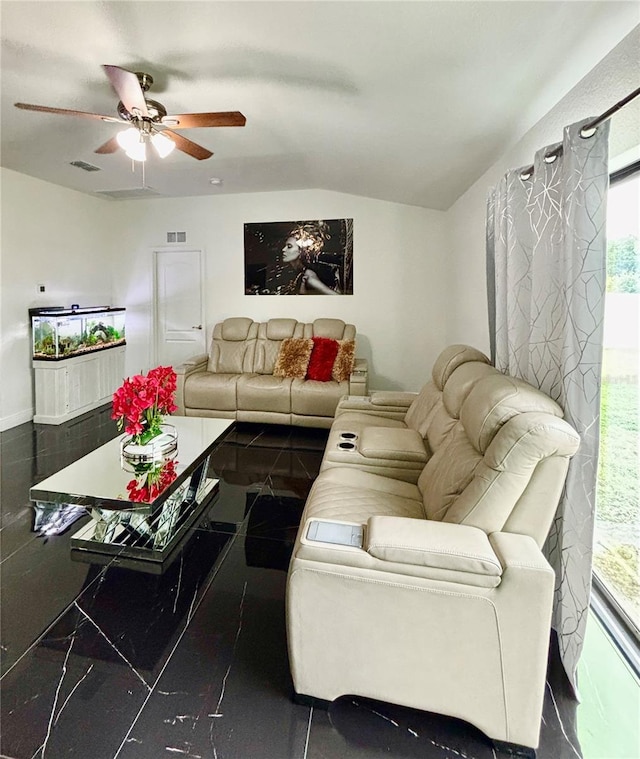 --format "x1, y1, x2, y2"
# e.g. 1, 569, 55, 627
332, 340, 356, 382
274, 338, 314, 379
